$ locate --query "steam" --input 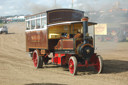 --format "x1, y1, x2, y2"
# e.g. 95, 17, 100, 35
73, 0, 128, 42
